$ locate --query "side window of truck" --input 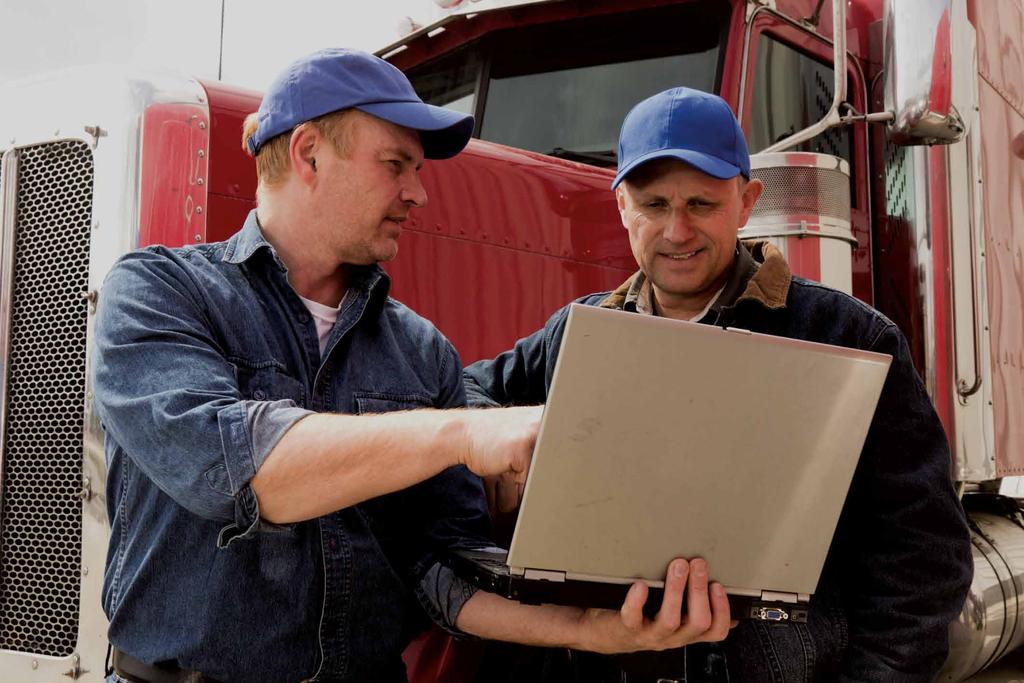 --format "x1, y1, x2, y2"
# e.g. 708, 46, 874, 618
407, 0, 731, 167
747, 35, 855, 204
406, 46, 481, 117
